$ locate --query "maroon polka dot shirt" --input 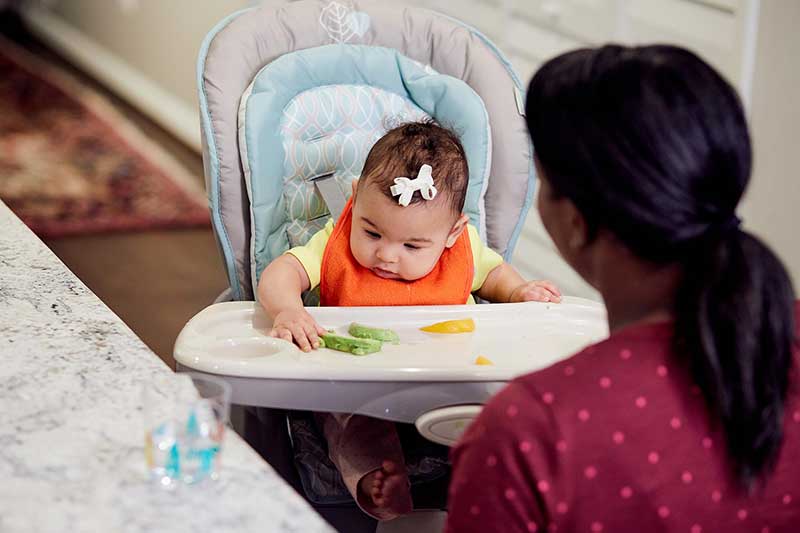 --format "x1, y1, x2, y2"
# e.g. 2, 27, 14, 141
447, 305, 800, 532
